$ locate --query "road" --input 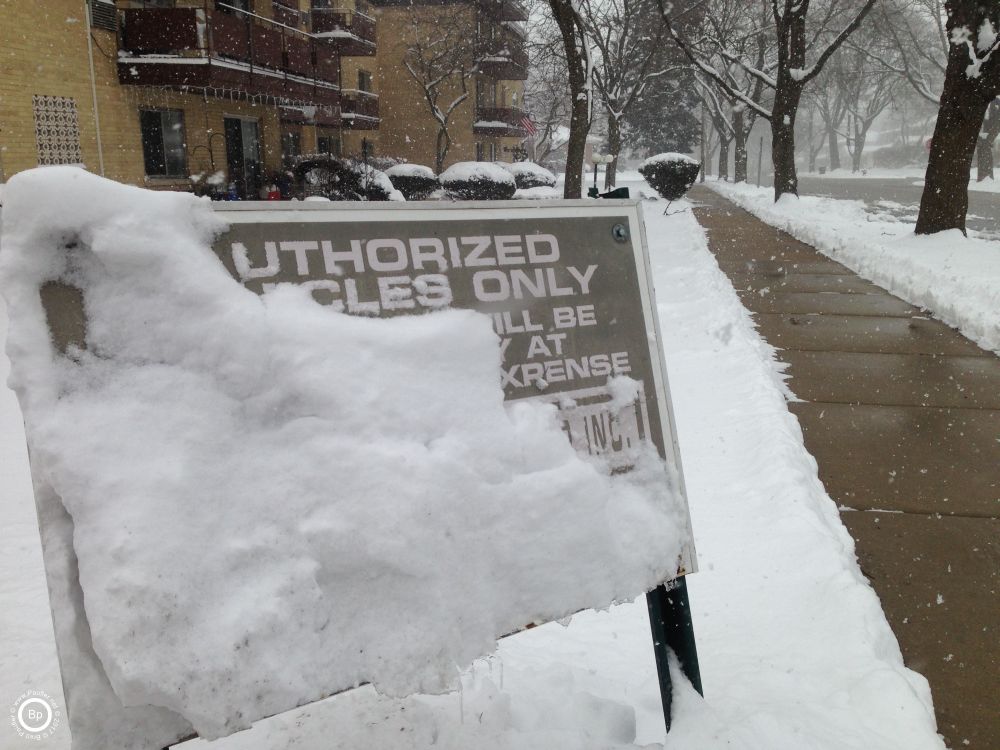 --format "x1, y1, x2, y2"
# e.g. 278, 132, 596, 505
763, 175, 1000, 240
